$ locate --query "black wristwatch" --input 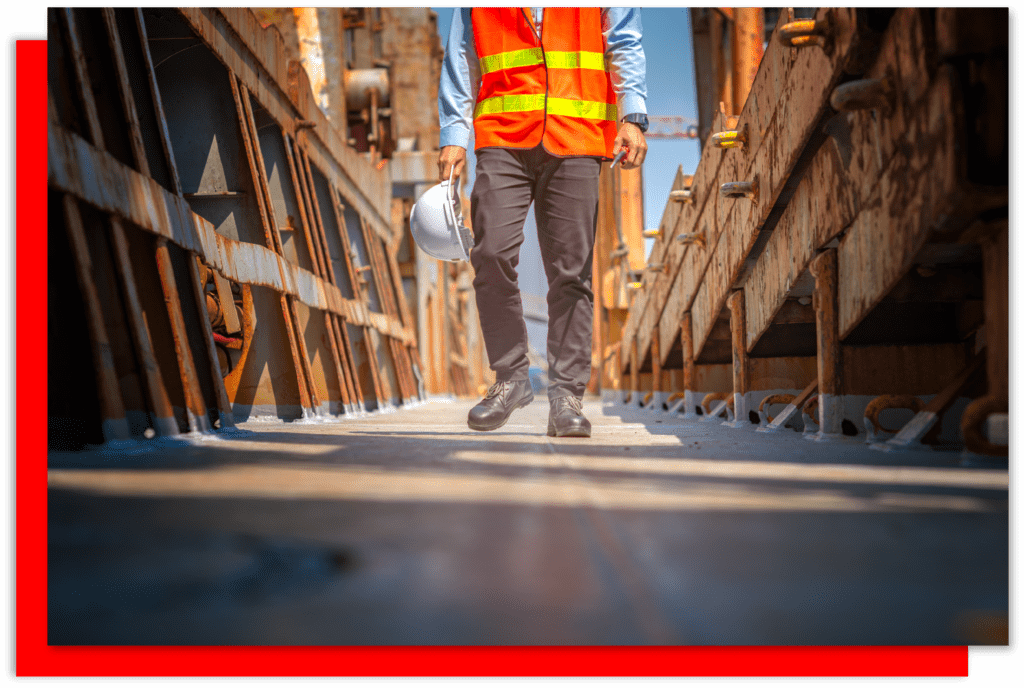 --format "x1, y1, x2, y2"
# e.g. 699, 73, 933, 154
621, 113, 649, 133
